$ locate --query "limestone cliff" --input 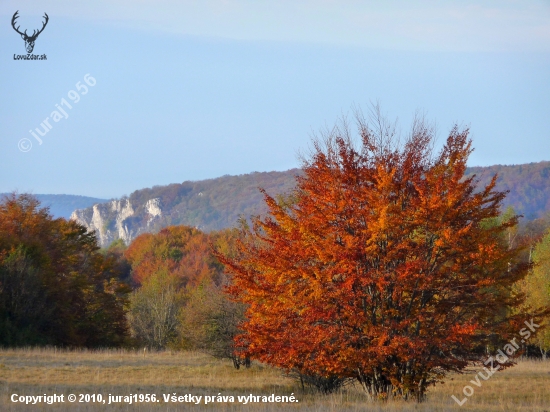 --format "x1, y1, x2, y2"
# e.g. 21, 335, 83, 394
70, 197, 163, 247
70, 169, 301, 248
